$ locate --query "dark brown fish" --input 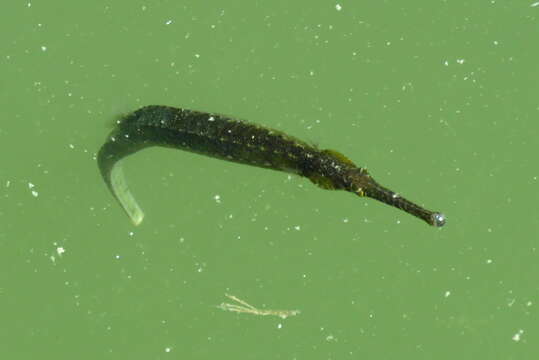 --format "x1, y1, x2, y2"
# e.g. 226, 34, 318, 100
98, 105, 445, 227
